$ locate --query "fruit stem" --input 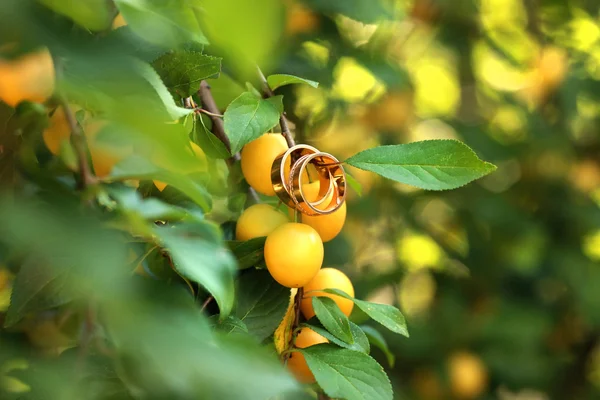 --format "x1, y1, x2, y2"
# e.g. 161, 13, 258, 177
256, 66, 295, 148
